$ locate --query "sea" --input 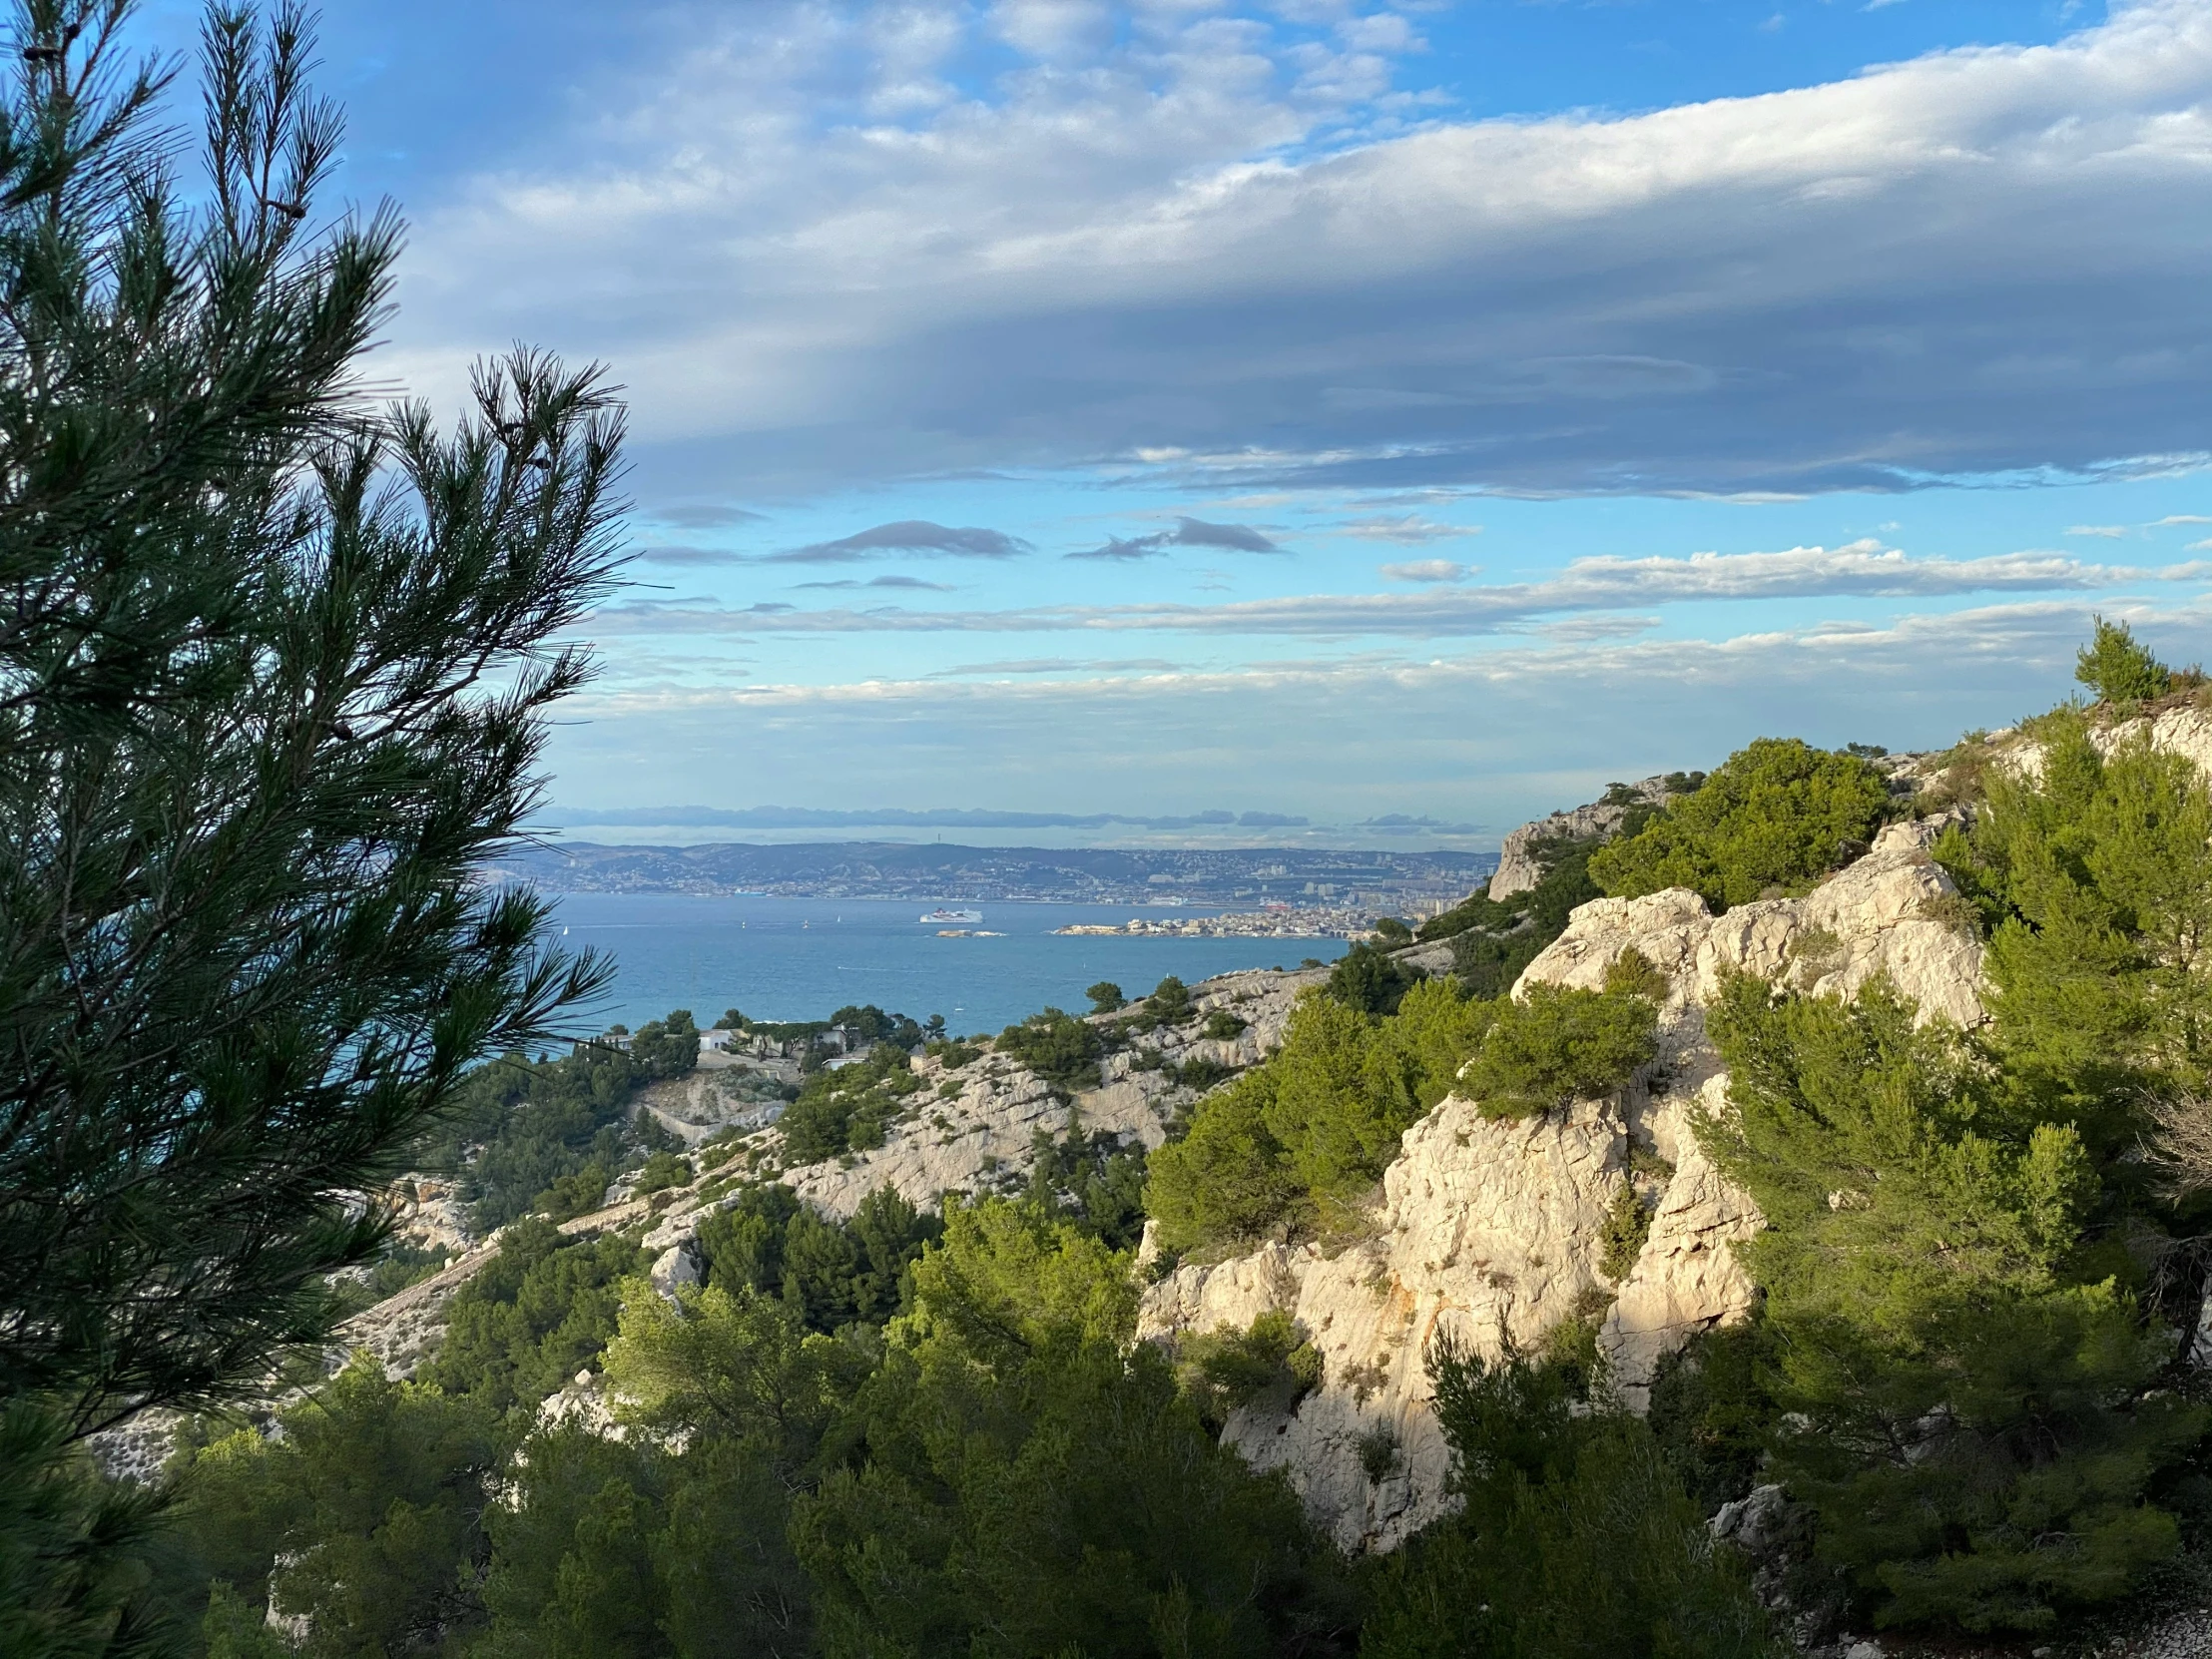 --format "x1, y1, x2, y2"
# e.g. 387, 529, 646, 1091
545, 892, 1354, 1039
